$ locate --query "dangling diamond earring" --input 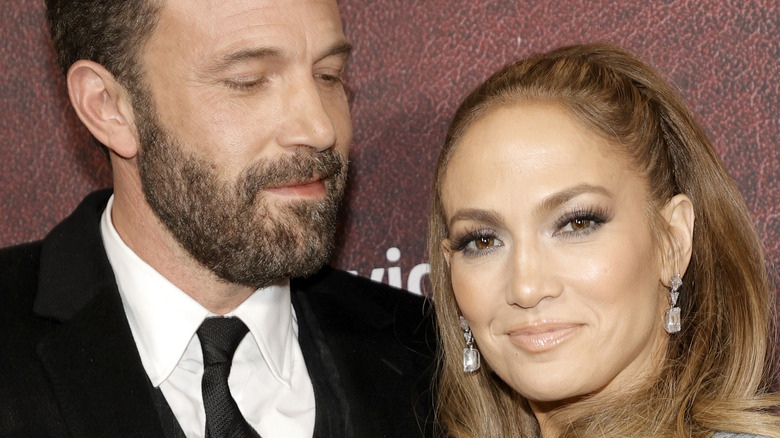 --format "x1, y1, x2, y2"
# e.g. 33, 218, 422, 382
460, 316, 480, 372
663, 273, 682, 334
